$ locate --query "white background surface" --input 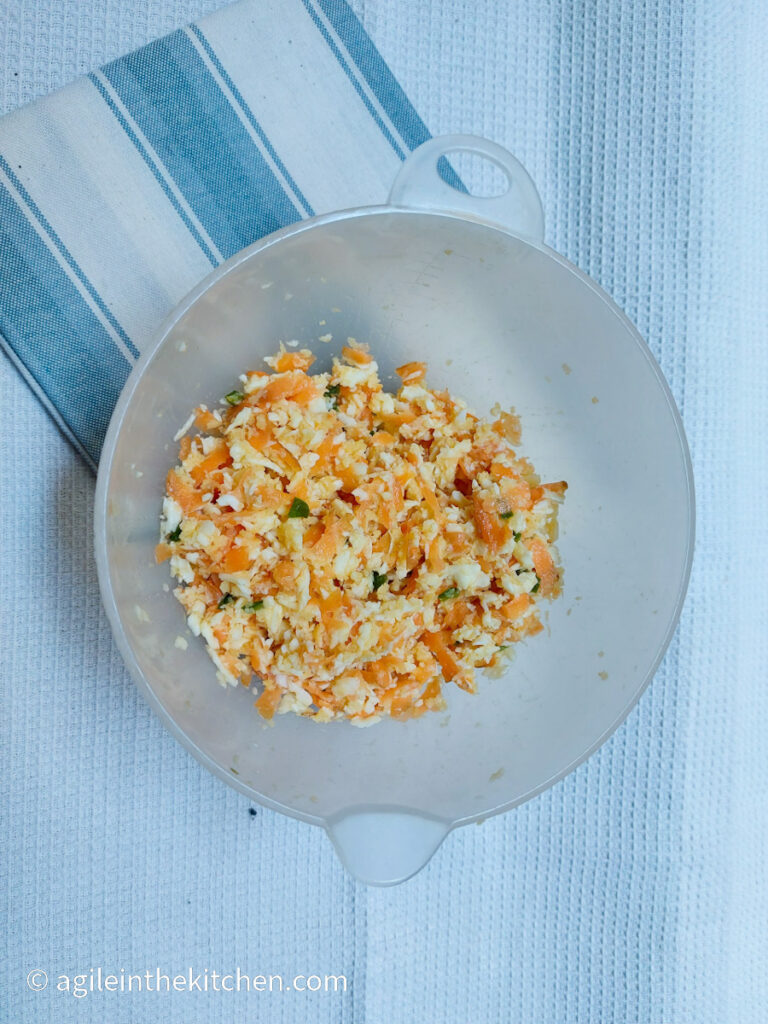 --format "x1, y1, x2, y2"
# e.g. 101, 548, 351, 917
1, 2, 766, 1022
